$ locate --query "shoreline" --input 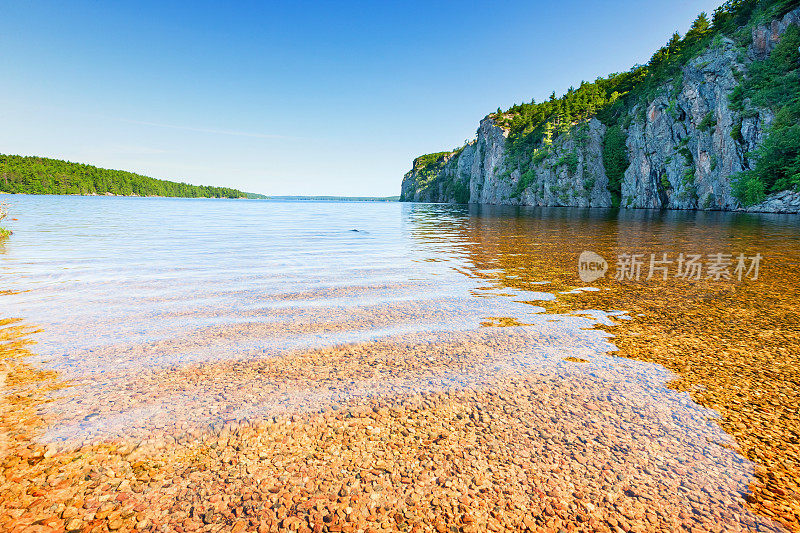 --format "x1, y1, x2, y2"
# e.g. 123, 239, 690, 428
2, 190, 799, 212
400, 188, 800, 215
0, 192, 246, 199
